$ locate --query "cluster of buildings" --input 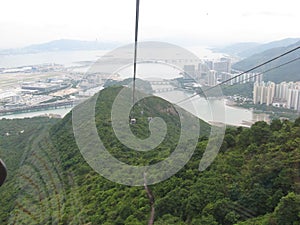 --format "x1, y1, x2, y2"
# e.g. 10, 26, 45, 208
182, 57, 299, 113
183, 58, 232, 83
183, 58, 262, 86
22, 79, 69, 94
0, 77, 73, 110
253, 81, 300, 111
